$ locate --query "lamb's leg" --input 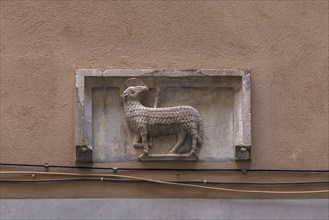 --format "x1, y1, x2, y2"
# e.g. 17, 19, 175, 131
141, 132, 149, 155
133, 134, 142, 148
168, 130, 186, 154
190, 131, 198, 155
133, 134, 152, 148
